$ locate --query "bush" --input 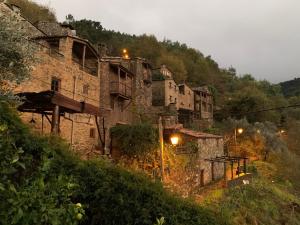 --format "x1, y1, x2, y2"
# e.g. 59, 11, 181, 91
111, 123, 159, 156
0, 102, 227, 225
